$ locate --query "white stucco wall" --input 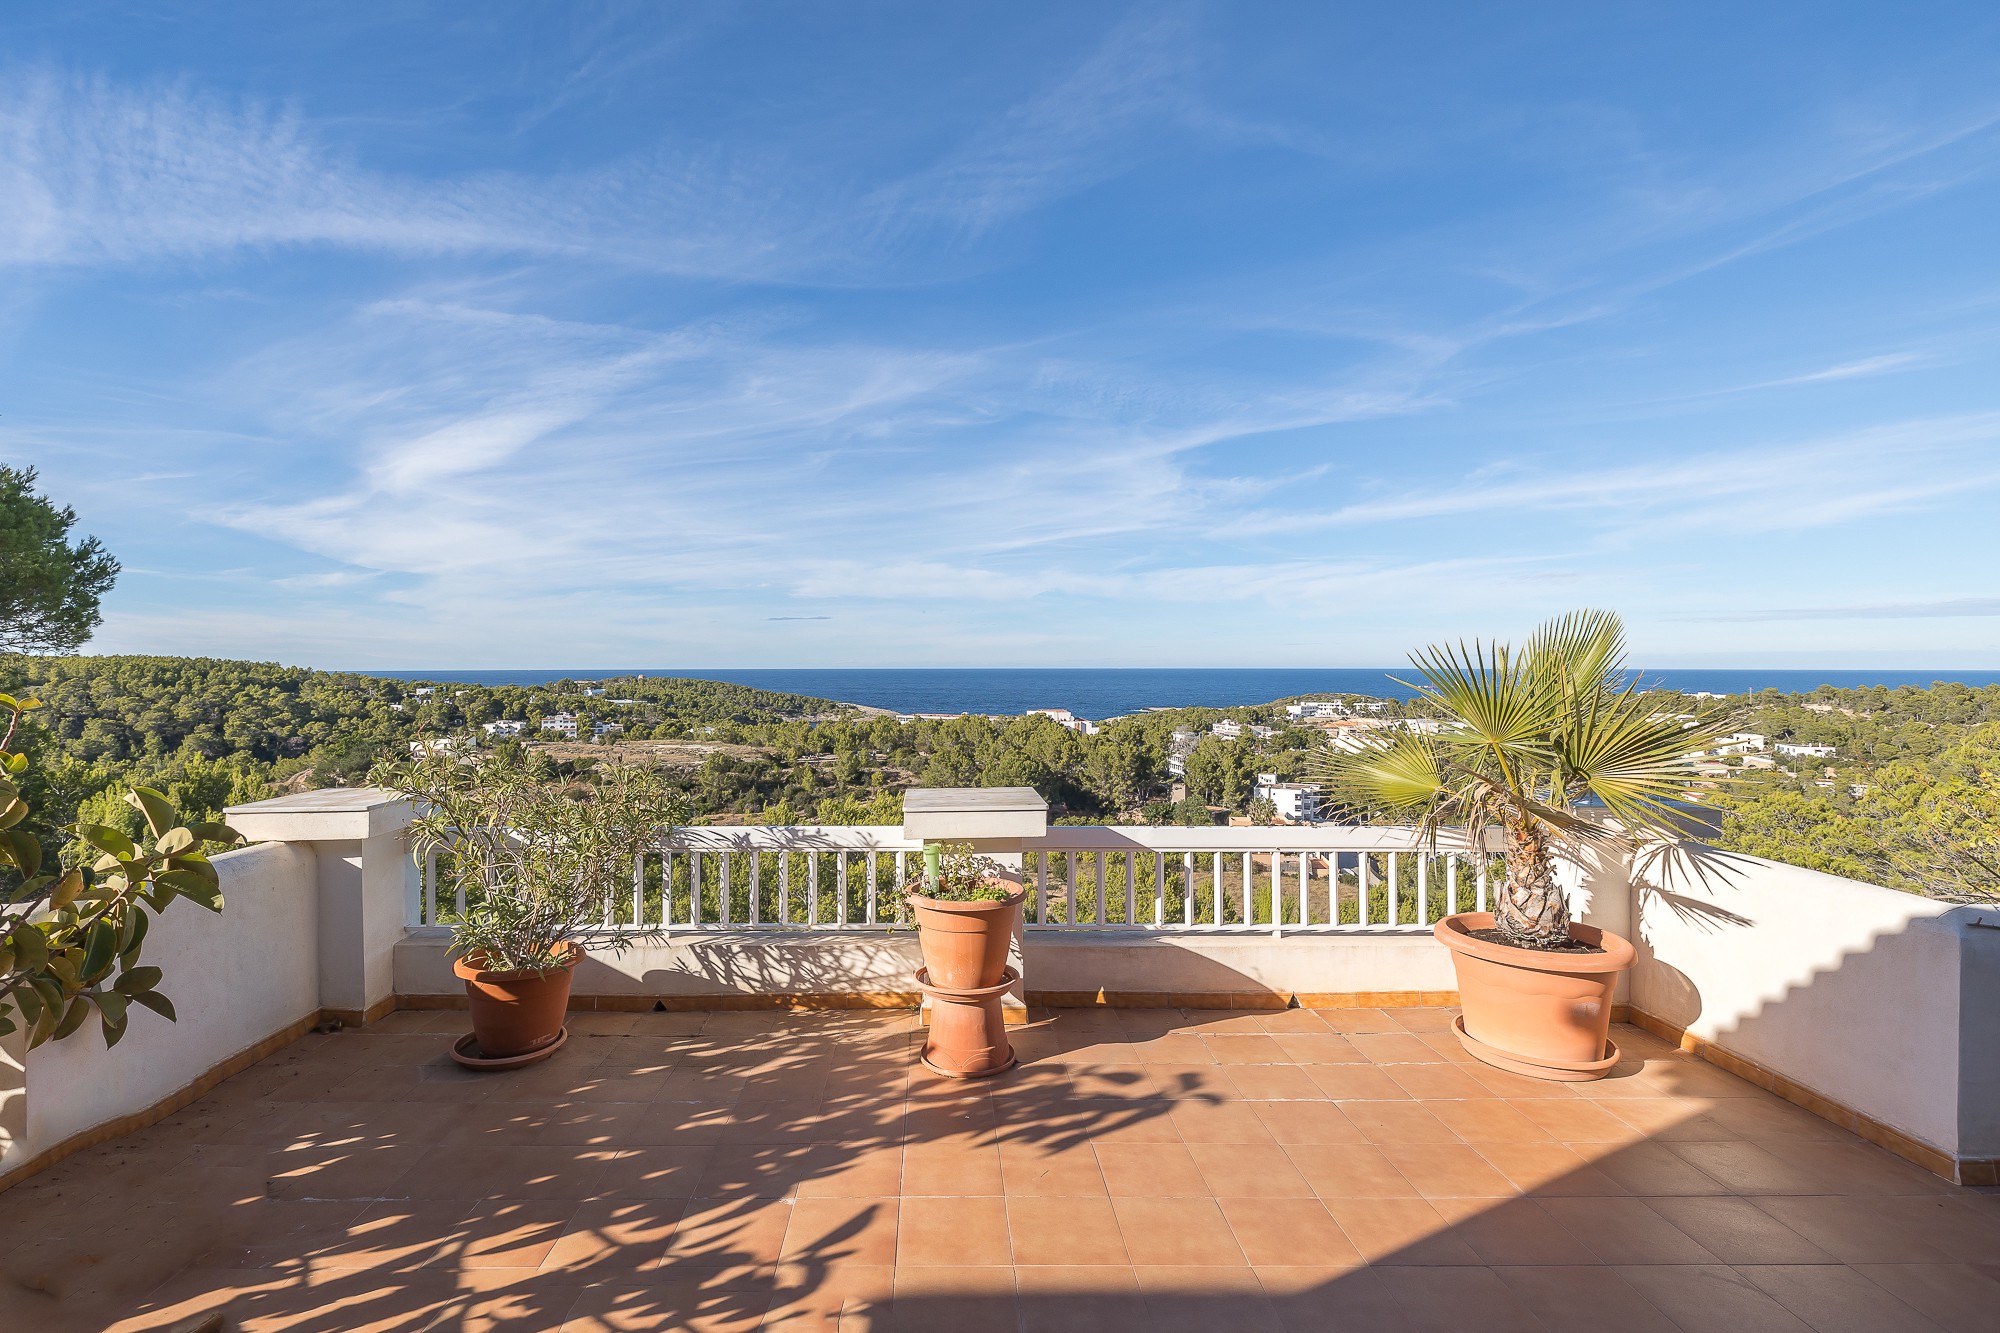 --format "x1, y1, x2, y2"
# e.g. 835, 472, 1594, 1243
1630, 848, 1994, 1160
3, 841, 320, 1172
